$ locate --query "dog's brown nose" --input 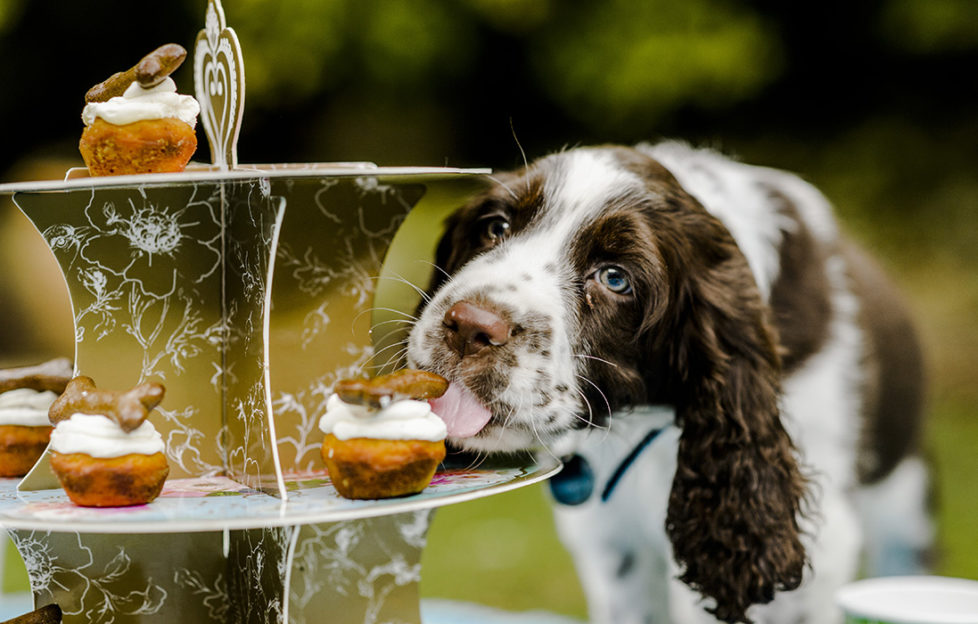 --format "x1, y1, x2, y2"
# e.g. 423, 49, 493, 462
443, 301, 511, 356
